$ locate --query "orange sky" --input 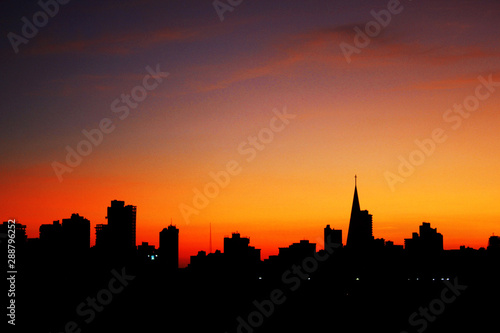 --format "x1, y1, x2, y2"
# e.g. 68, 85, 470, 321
1, 0, 500, 267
